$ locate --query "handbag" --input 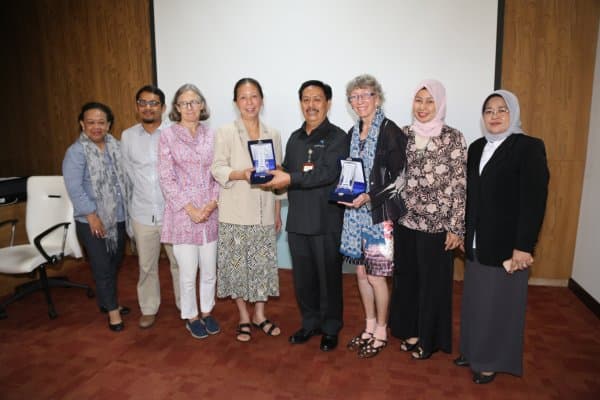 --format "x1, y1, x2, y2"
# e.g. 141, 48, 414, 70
380, 168, 406, 222
378, 120, 407, 222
